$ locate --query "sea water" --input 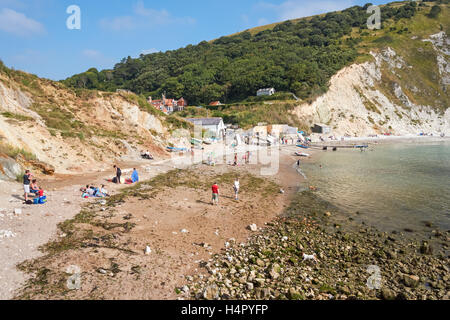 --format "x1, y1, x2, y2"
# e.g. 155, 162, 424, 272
301, 142, 450, 232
